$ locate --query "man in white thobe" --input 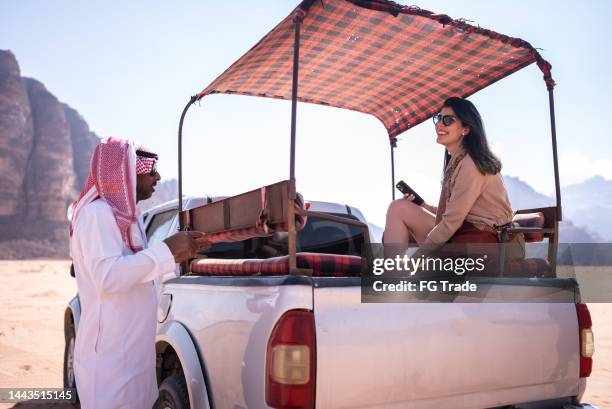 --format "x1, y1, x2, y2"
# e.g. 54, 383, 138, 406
69, 137, 205, 409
